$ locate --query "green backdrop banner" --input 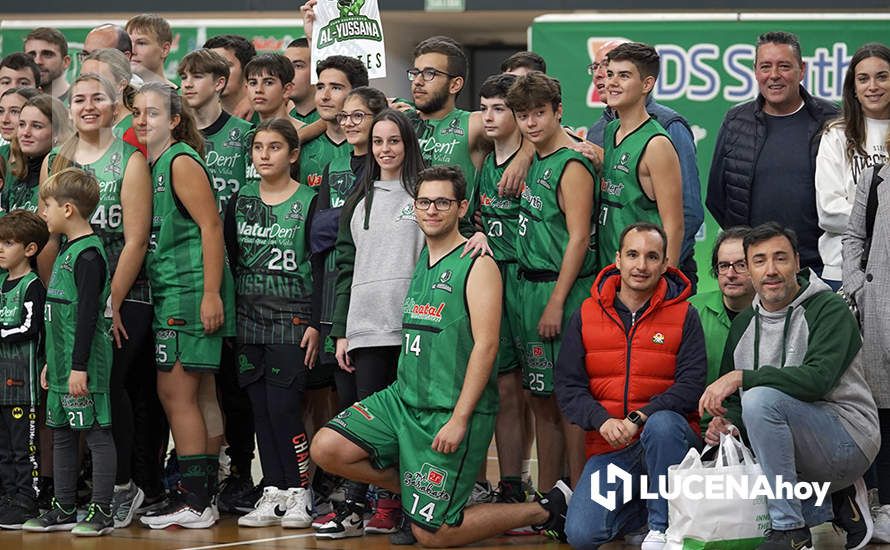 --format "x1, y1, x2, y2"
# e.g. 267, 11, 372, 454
530, 14, 890, 291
